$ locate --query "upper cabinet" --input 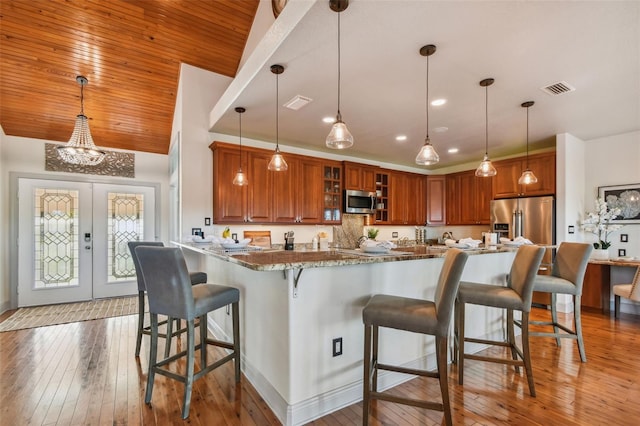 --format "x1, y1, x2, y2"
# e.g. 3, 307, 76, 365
426, 175, 446, 226
343, 161, 377, 192
322, 162, 343, 223
211, 142, 323, 224
446, 171, 493, 225
493, 152, 556, 198
387, 171, 426, 225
